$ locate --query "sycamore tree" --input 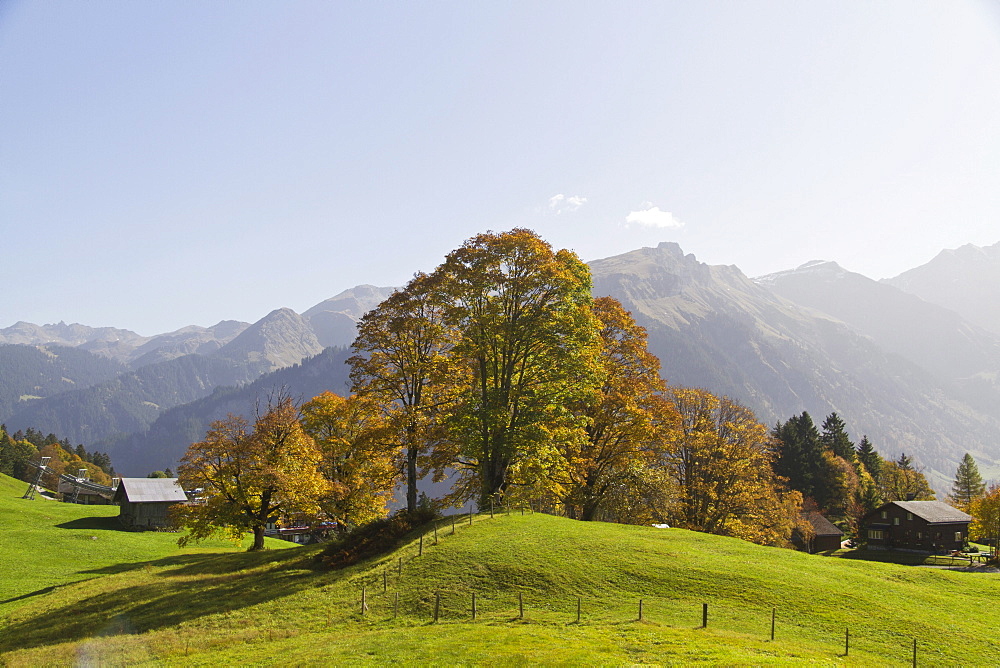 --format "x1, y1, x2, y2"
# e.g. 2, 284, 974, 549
174, 395, 328, 551
349, 272, 463, 513
434, 229, 600, 508
879, 452, 935, 502
969, 484, 1000, 557
662, 388, 803, 546
300, 392, 397, 530
559, 296, 677, 521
